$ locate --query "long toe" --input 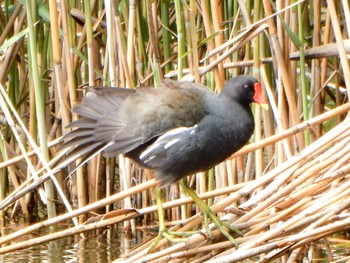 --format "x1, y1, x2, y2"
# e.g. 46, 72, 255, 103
147, 229, 190, 252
